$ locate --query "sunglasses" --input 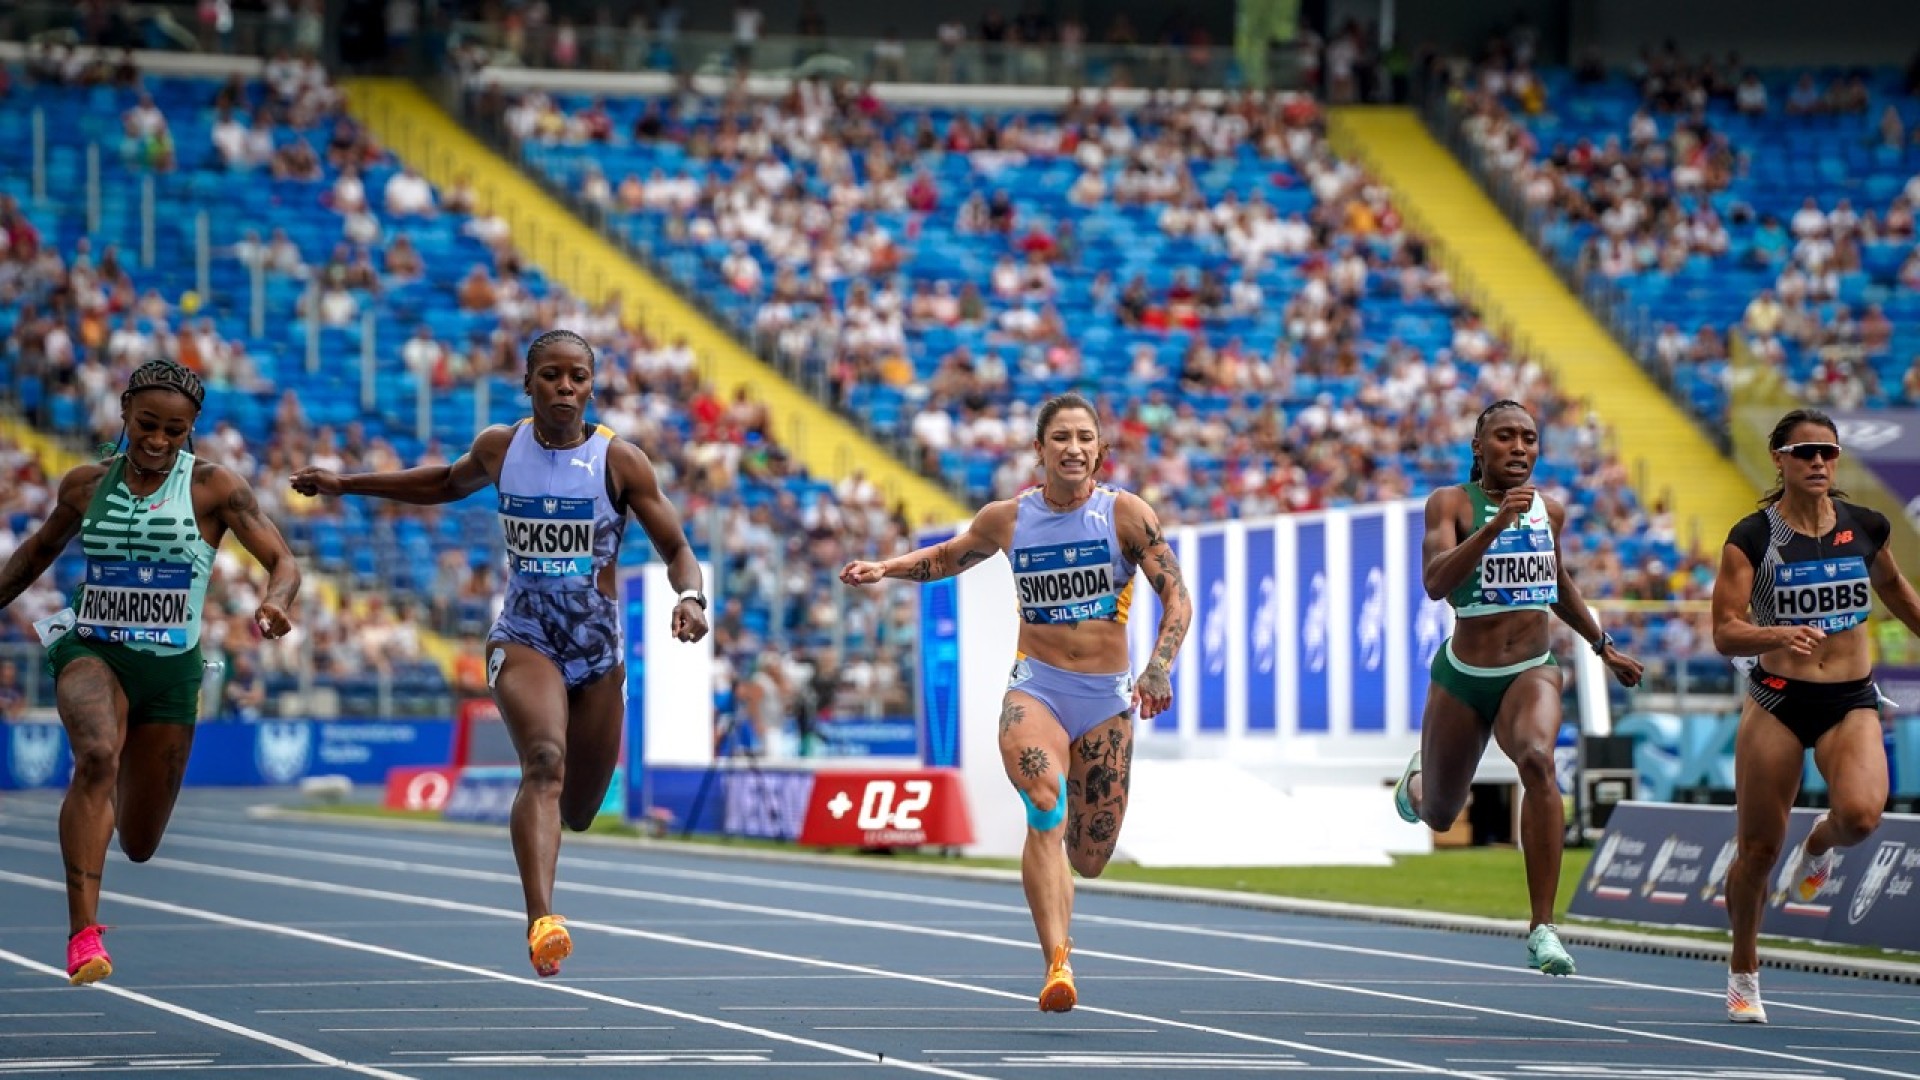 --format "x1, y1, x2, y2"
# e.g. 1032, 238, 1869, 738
1778, 442, 1841, 462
